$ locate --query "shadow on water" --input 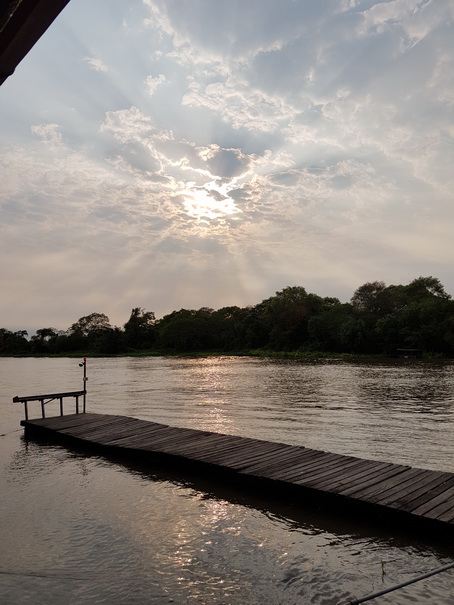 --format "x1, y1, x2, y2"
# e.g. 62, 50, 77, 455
18, 432, 454, 561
